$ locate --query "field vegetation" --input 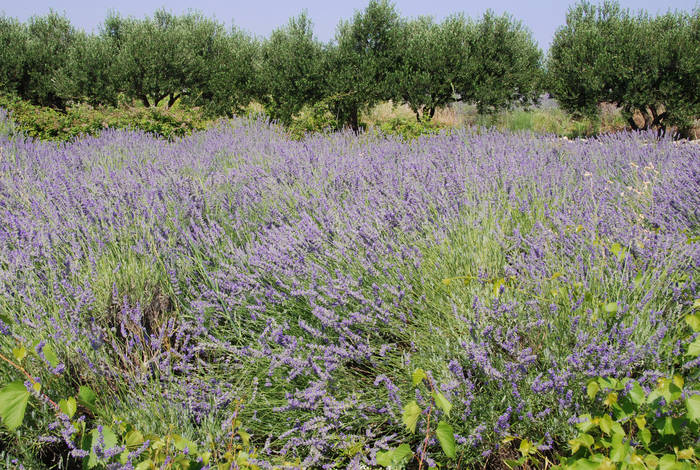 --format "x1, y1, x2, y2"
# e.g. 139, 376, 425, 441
0, 1, 699, 469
